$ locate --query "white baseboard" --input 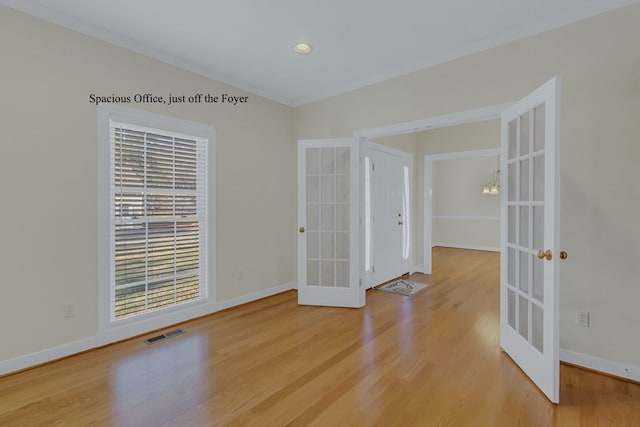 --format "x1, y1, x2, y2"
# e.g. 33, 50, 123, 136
0, 282, 297, 376
215, 282, 297, 311
560, 349, 640, 382
0, 336, 97, 376
432, 243, 500, 252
